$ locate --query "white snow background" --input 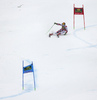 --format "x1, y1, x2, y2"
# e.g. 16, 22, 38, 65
0, 0, 97, 100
